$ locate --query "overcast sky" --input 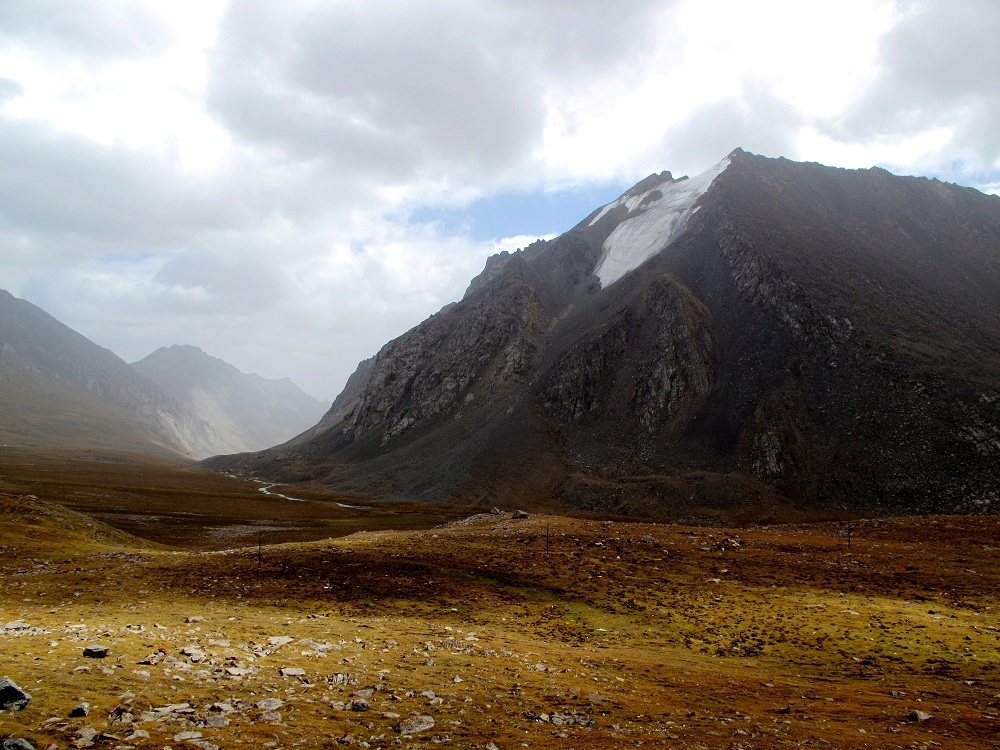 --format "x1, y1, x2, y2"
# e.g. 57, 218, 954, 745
2, 0, 998, 400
